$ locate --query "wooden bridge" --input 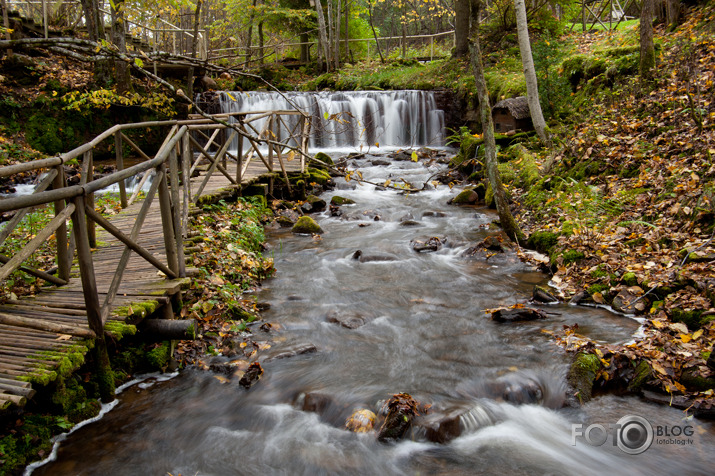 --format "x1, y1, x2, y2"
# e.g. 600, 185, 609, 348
0, 110, 311, 409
